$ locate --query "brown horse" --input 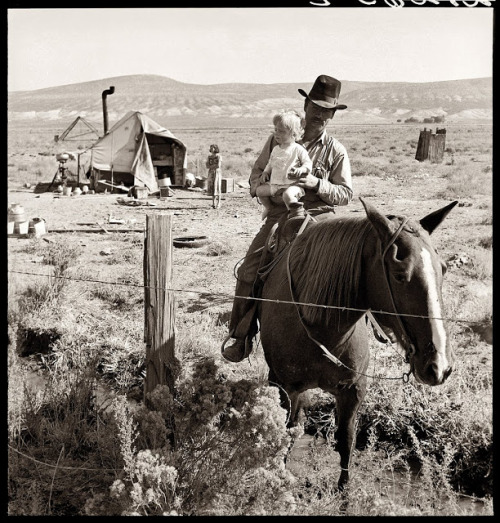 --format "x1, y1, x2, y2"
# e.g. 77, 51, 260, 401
257, 197, 457, 490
